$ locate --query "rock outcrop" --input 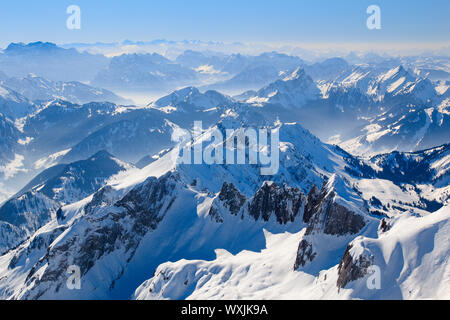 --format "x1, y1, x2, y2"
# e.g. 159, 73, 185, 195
217, 182, 246, 216
20, 172, 179, 299
208, 182, 247, 223
304, 178, 366, 236
337, 244, 373, 289
209, 181, 306, 225
294, 175, 368, 270
247, 182, 306, 224
293, 239, 316, 269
